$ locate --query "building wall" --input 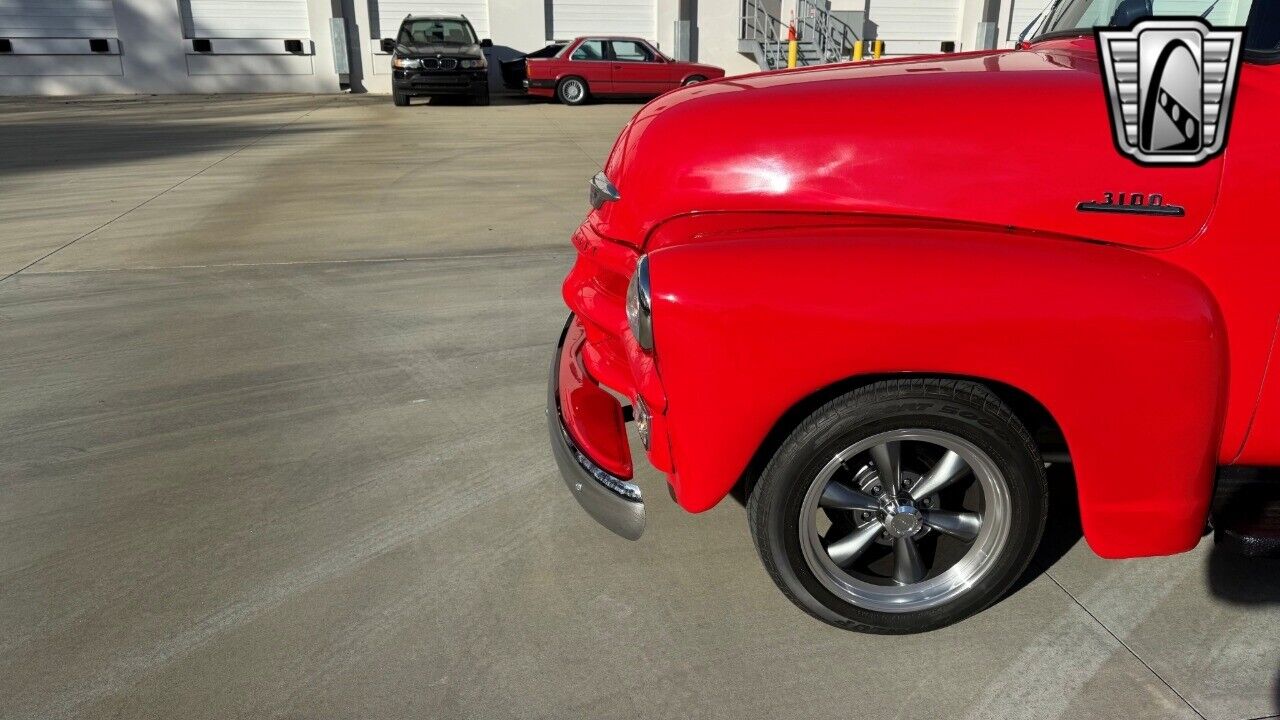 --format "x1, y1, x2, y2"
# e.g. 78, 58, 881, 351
692, 0, 766, 75
0, 0, 1050, 96
0, 0, 343, 95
